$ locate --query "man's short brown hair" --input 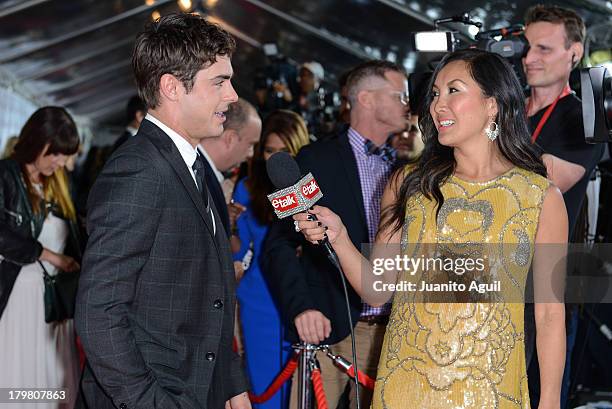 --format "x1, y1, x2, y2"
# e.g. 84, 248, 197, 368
525, 5, 586, 48
132, 13, 236, 109
346, 60, 405, 104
